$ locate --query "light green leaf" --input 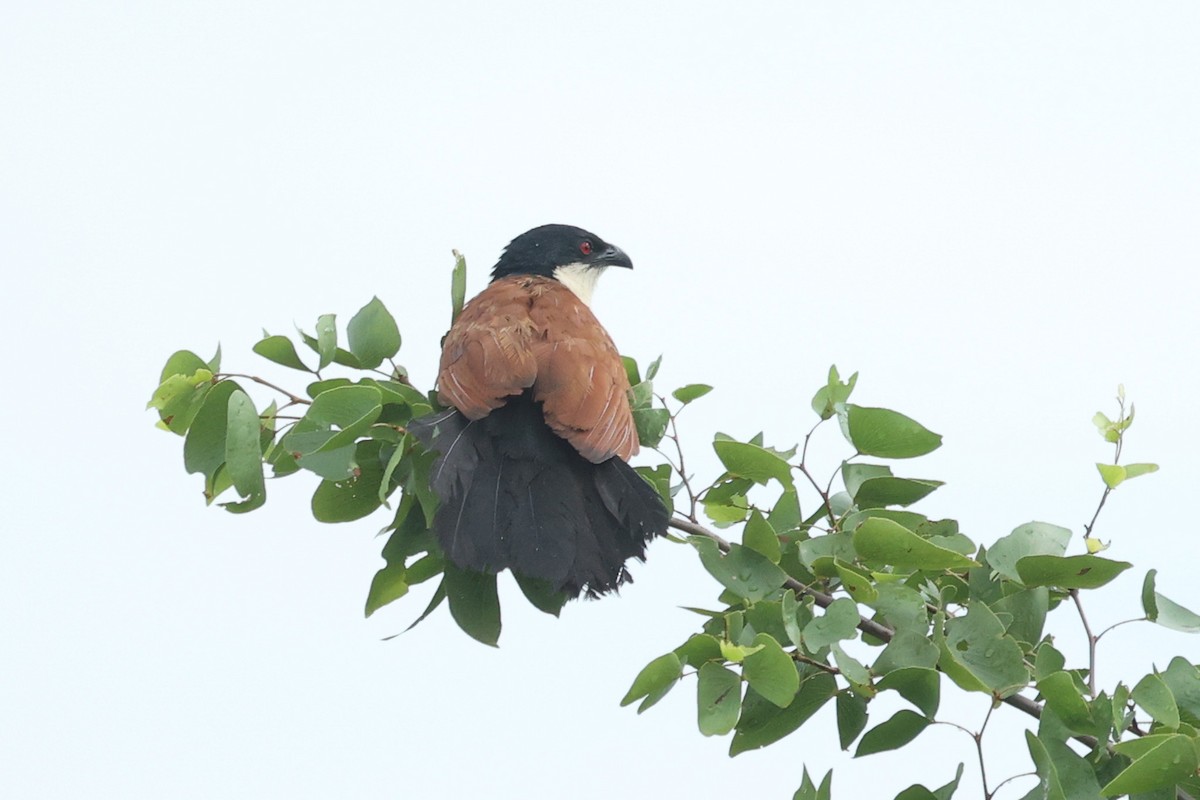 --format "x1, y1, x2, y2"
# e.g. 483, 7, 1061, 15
1096, 463, 1126, 489
802, 598, 860, 649
853, 517, 978, 571
1037, 671, 1097, 736
450, 251, 466, 323
633, 407, 669, 448
1015, 554, 1132, 590
743, 634, 800, 708
442, 562, 501, 647
285, 385, 383, 456
936, 605, 1030, 696
1161, 658, 1200, 726
840, 404, 942, 459
621, 653, 682, 713
1153, 590, 1200, 634
1132, 673, 1180, 730
697, 663, 742, 736
315, 313, 337, 370
645, 355, 662, 381
830, 643, 871, 686
346, 296, 401, 369
793, 767, 834, 800
159, 349, 210, 383
833, 560, 878, 604
811, 365, 858, 421
713, 439, 795, 488
1101, 734, 1198, 796
855, 710, 929, 757
364, 562, 409, 617
986, 521, 1072, 583
253, 334, 311, 372
691, 538, 788, 603
673, 383, 713, 404
1142, 569, 1160, 621
1124, 462, 1159, 479
675, 634, 724, 668
1025, 731, 1067, 800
